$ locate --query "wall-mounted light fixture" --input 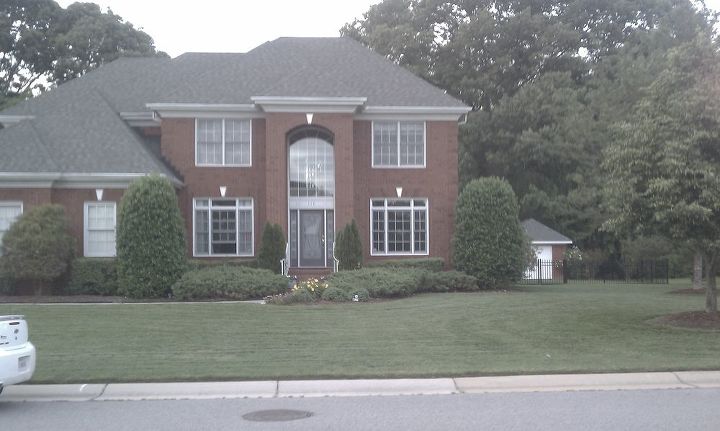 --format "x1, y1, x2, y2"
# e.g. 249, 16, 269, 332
95, 189, 104, 201
220, 186, 227, 197
396, 187, 403, 198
